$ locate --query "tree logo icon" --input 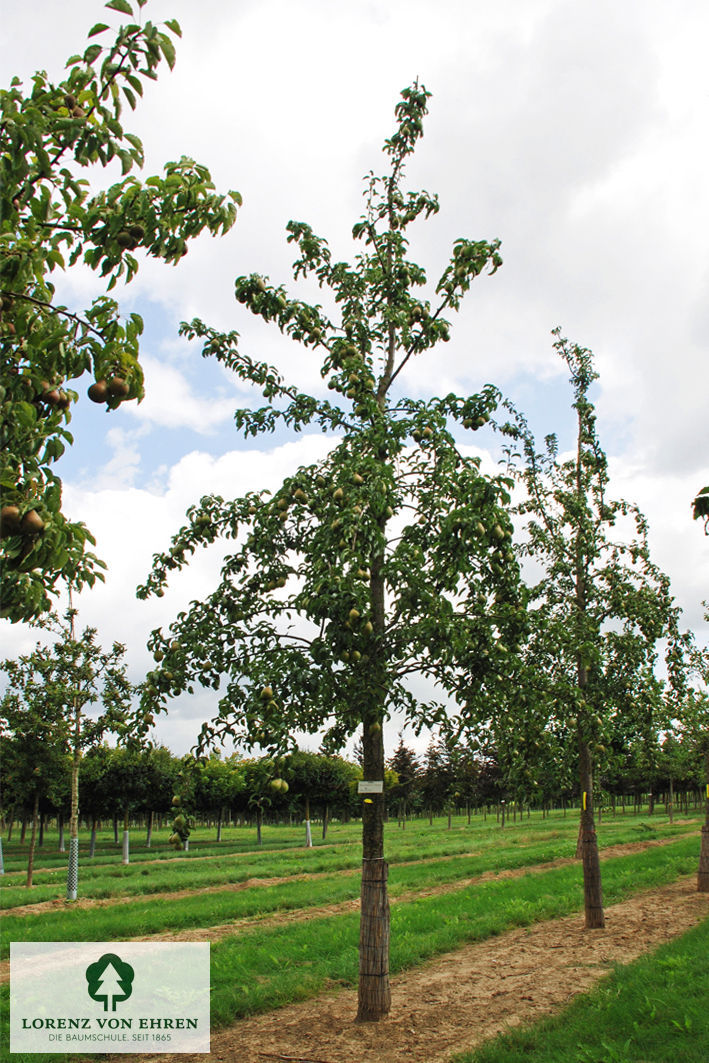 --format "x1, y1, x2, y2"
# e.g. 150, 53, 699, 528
85, 953, 135, 1011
